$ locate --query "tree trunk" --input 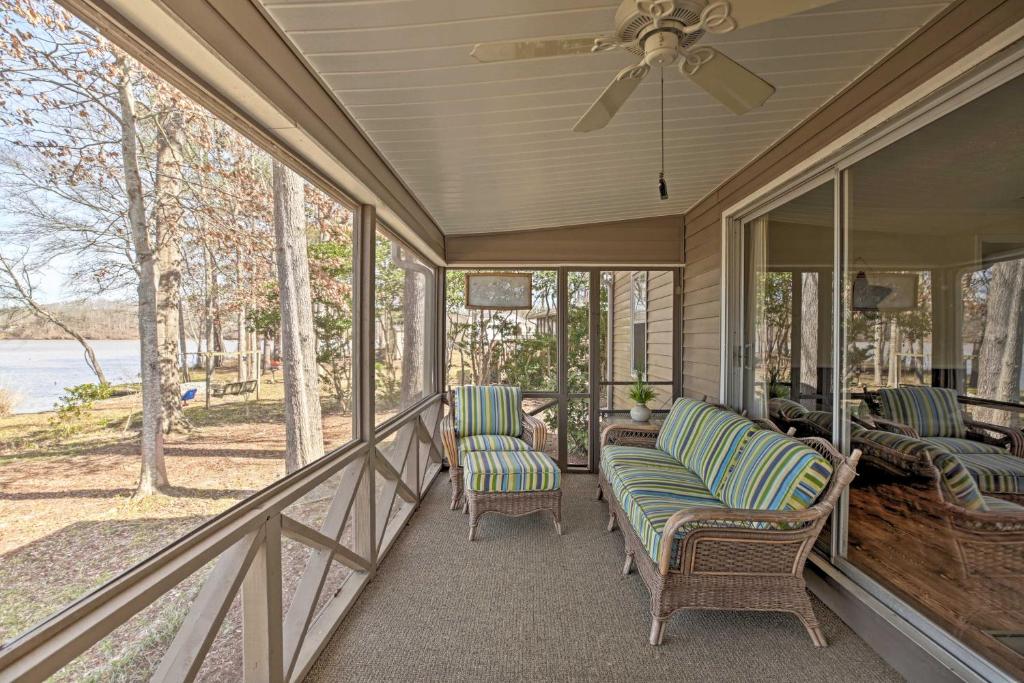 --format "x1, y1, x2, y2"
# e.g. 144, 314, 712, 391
976, 260, 1024, 426
273, 161, 323, 472
887, 320, 900, 387
799, 272, 818, 403
873, 318, 884, 386
154, 111, 187, 434
118, 59, 167, 497
178, 298, 190, 382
